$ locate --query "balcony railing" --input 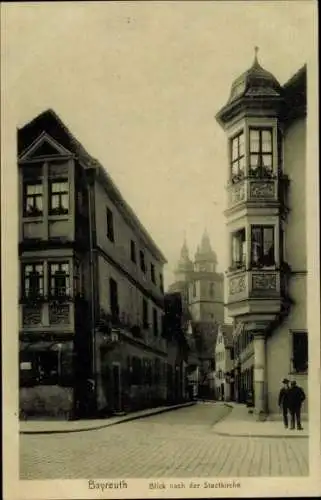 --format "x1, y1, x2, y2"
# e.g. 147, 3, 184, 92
227, 177, 280, 209
227, 269, 281, 304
